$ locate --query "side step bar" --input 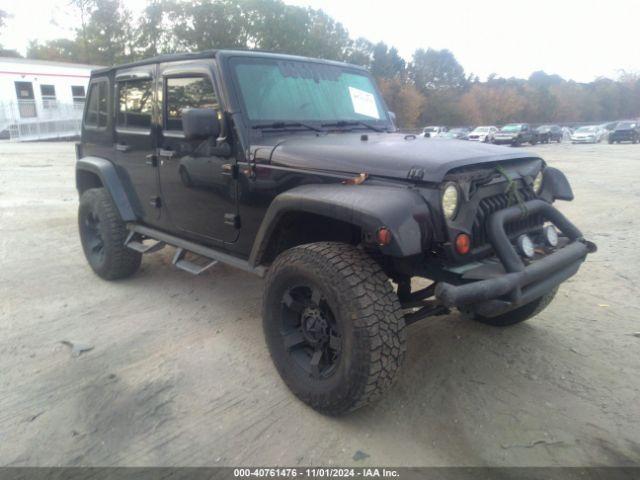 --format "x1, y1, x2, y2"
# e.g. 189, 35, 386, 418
125, 224, 266, 278
124, 231, 166, 254
172, 248, 218, 275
